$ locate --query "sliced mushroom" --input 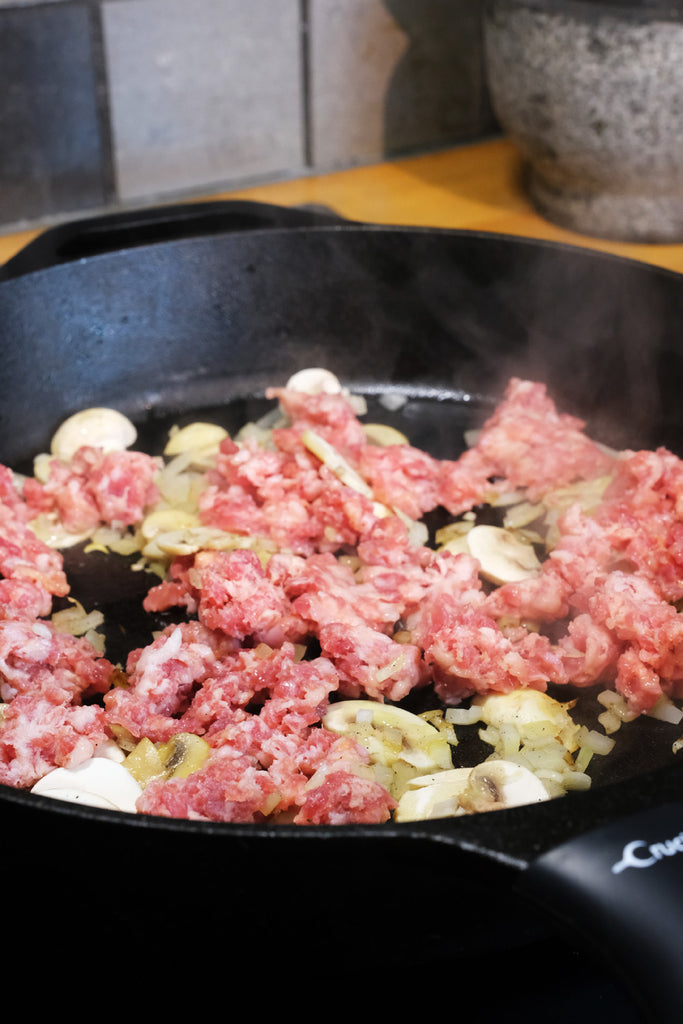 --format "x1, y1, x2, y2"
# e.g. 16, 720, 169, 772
323, 699, 454, 775
123, 731, 210, 788
395, 759, 549, 821
31, 755, 143, 813
472, 689, 580, 751
363, 423, 410, 446
286, 367, 344, 395
141, 507, 201, 543
284, 368, 368, 416
464, 524, 542, 585
157, 732, 211, 779
163, 421, 228, 457
28, 514, 94, 550
50, 407, 138, 462
459, 759, 550, 813
394, 767, 472, 821
141, 523, 270, 560
32, 452, 52, 484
